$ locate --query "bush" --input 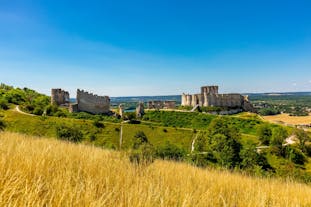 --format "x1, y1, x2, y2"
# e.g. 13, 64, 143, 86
132, 131, 149, 149
45, 104, 59, 116
257, 124, 272, 145
306, 144, 311, 157
129, 143, 155, 165
240, 143, 271, 170
129, 131, 155, 165
33, 107, 44, 115
281, 145, 307, 165
93, 120, 105, 128
258, 108, 280, 116
56, 125, 83, 142
0, 119, 6, 131
0, 99, 9, 110
270, 127, 288, 146
189, 153, 211, 168
294, 129, 310, 152
207, 133, 242, 168
156, 142, 186, 161
125, 112, 136, 120
203, 117, 242, 168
